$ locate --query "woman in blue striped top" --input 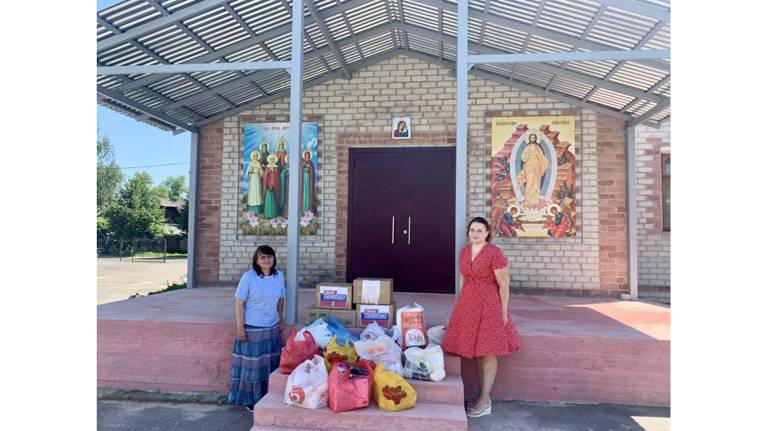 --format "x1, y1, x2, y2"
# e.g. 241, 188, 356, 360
227, 245, 286, 412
